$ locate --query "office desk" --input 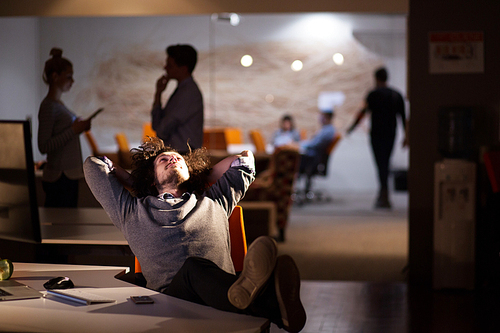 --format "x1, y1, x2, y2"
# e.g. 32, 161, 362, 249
2, 263, 270, 333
